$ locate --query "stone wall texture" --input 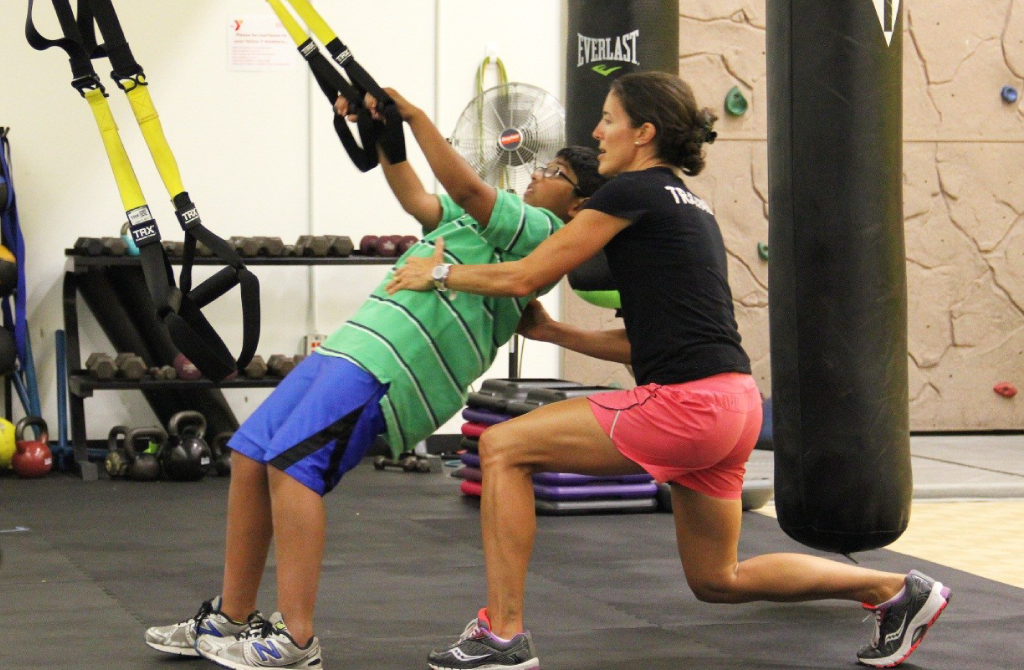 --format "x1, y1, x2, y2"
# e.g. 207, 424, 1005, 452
562, 1, 1023, 431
